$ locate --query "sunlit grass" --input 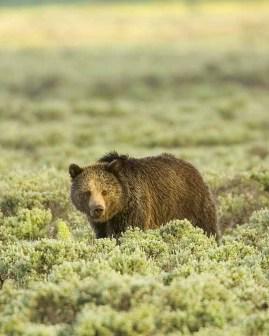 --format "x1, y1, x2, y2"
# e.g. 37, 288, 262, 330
0, 2, 268, 48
